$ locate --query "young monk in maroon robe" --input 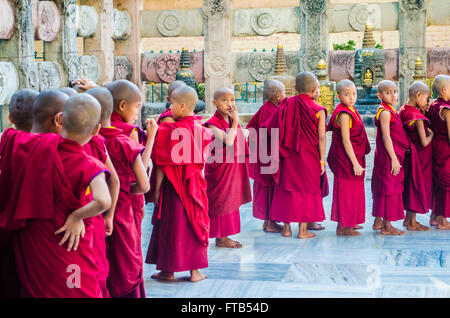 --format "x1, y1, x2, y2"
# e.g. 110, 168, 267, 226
204, 87, 252, 248
264, 72, 327, 239
0, 93, 112, 297
327, 80, 371, 236
103, 83, 155, 298
0, 89, 38, 298
427, 75, 450, 229
247, 80, 285, 233
146, 85, 210, 282
399, 82, 433, 231
372, 80, 410, 235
